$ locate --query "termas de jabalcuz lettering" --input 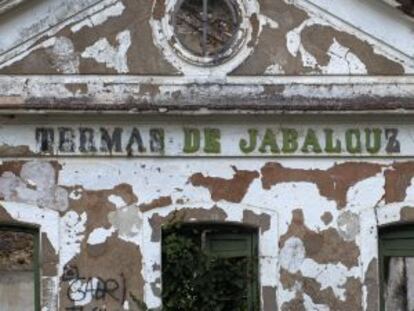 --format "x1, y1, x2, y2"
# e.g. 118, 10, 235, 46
34, 126, 401, 155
